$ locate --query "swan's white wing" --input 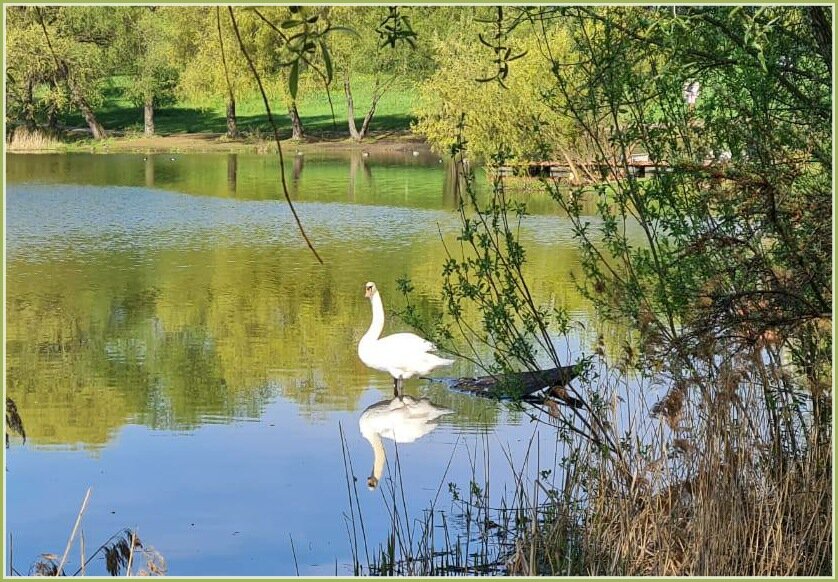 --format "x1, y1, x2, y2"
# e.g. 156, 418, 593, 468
378, 332, 437, 353
370, 333, 453, 377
